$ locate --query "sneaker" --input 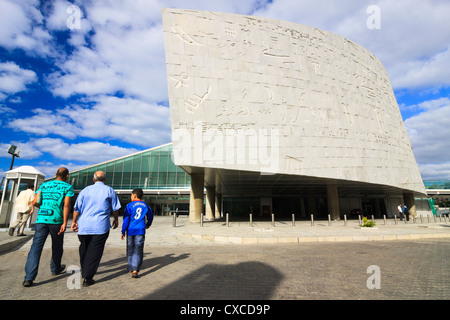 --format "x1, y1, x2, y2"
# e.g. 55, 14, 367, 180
22, 280, 33, 287
8, 228, 14, 236
52, 264, 66, 276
